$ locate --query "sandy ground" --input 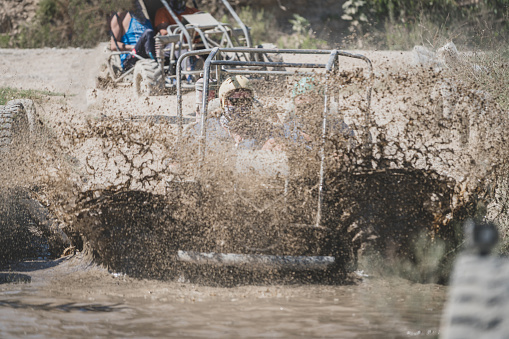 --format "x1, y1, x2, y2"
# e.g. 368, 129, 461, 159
0, 44, 197, 121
